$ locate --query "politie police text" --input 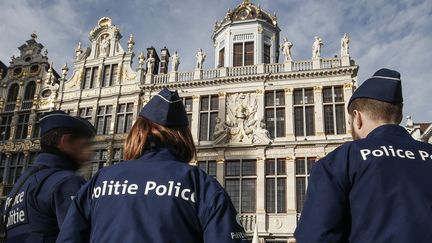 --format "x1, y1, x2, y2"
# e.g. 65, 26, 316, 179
360, 146, 432, 161
91, 180, 196, 203
5, 190, 27, 228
